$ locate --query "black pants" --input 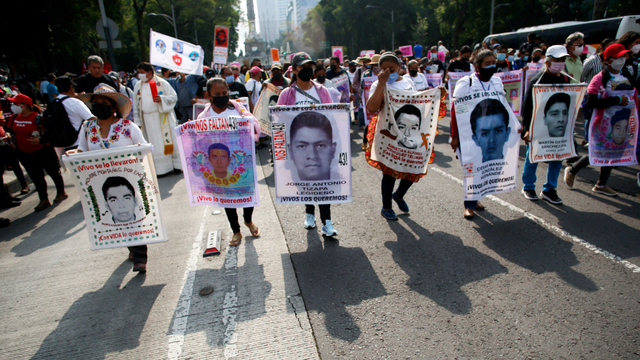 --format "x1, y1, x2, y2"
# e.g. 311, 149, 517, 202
306, 204, 330, 224
3, 148, 27, 188
0, 148, 9, 203
225, 207, 254, 233
17, 147, 64, 202
128, 245, 148, 264
381, 174, 413, 209
570, 155, 613, 186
